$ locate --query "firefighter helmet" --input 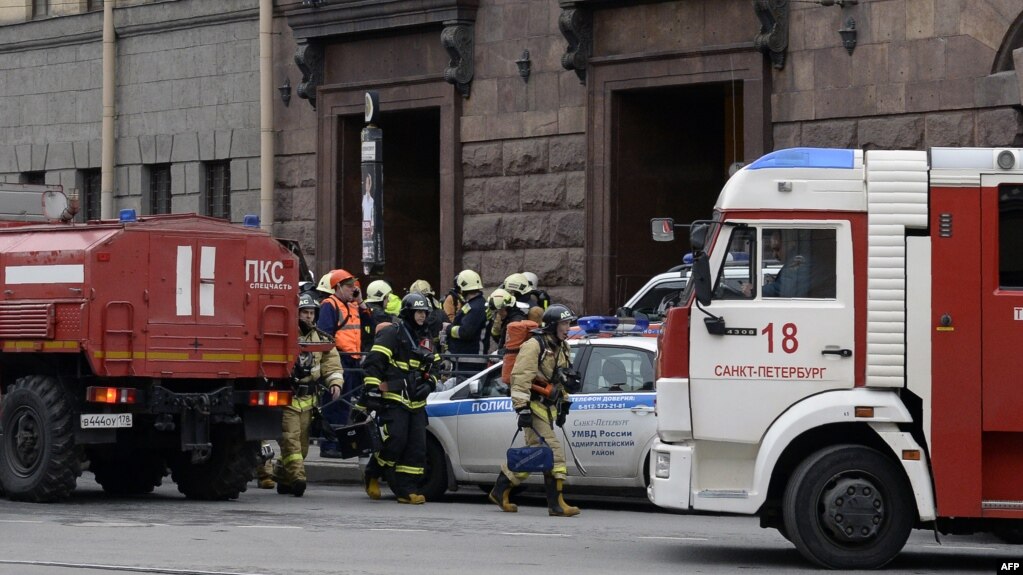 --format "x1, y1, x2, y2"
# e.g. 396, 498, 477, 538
456, 269, 483, 292
522, 271, 539, 292
316, 272, 335, 295
399, 293, 431, 322
487, 288, 515, 311
502, 273, 530, 297
409, 279, 435, 297
364, 280, 392, 304
541, 304, 576, 332
298, 293, 318, 310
